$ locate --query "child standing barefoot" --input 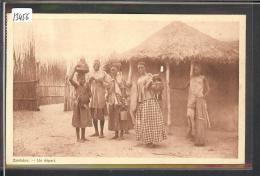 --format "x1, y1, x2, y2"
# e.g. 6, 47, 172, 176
69, 65, 92, 143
